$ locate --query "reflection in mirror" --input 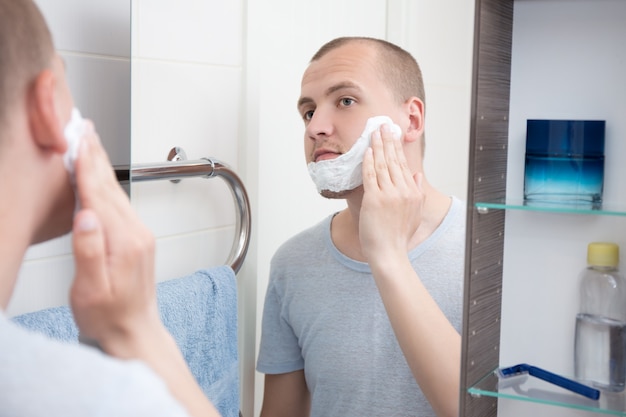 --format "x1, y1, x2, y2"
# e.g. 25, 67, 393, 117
35, 0, 131, 193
